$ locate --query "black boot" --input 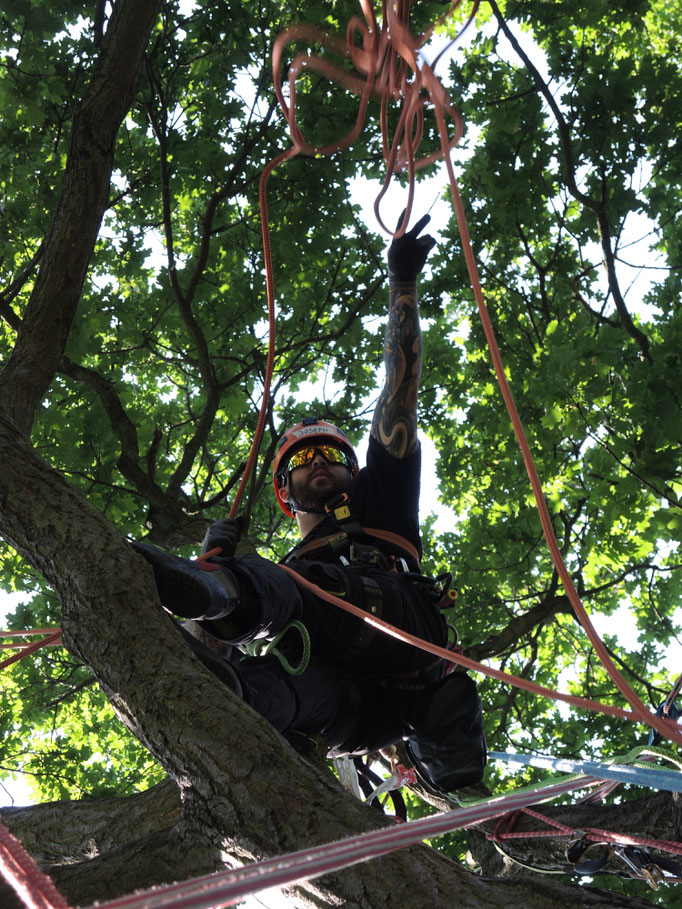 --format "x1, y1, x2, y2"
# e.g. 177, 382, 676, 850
131, 541, 238, 621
